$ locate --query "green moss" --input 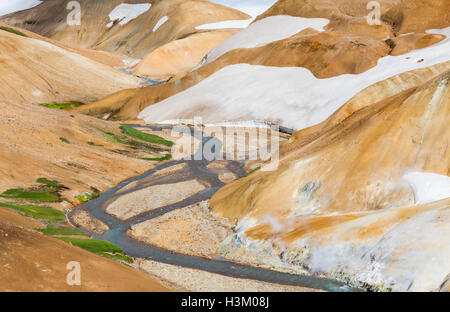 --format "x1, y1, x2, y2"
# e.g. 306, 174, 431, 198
119, 125, 173, 147
40, 101, 84, 110
0, 26, 27, 37
58, 238, 133, 262
141, 154, 172, 161
104, 131, 126, 144
101, 253, 134, 263
0, 188, 59, 202
36, 225, 86, 236
246, 167, 261, 177
59, 137, 70, 144
75, 192, 99, 203
36, 178, 60, 187
0, 202, 65, 222
58, 237, 122, 252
